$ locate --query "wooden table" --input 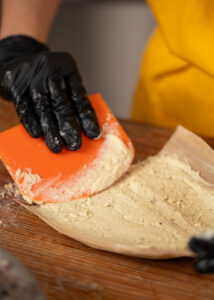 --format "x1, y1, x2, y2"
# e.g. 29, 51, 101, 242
1, 101, 214, 300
